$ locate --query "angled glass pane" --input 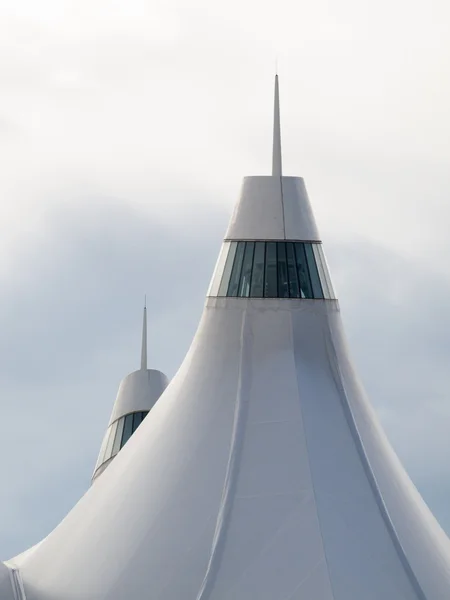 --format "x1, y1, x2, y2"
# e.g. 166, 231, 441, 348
311, 244, 326, 297
121, 413, 134, 448
111, 417, 125, 457
104, 420, 118, 461
141, 410, 149, 421
132, 411, 143, 432
264, 242, 278, 298
250, 242, 266, 298
137, 411, 147, 428
208, 242, 230, 296
95, 429, 110, 470
312, 243, 330, 299
250, 242, 265, 298
315, 244, 335, 299
304, 243, 323, 298
277, 242, 289, 298
238, 242, 255, 297
217, 242, 237, 297
294, 243, 313, 299
286, 242, 300, 298
227, 241, 246, 297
